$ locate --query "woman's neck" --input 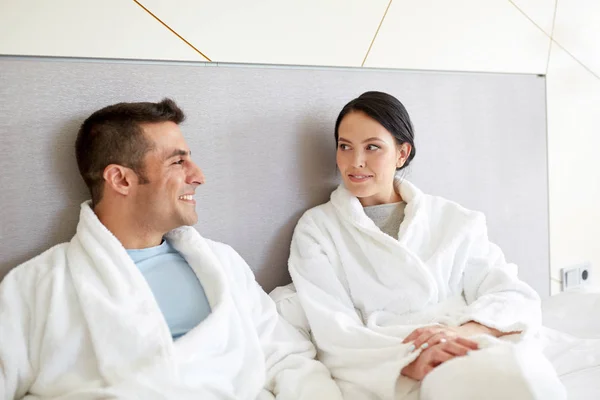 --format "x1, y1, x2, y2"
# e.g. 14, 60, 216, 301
358, 186, 402, 207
